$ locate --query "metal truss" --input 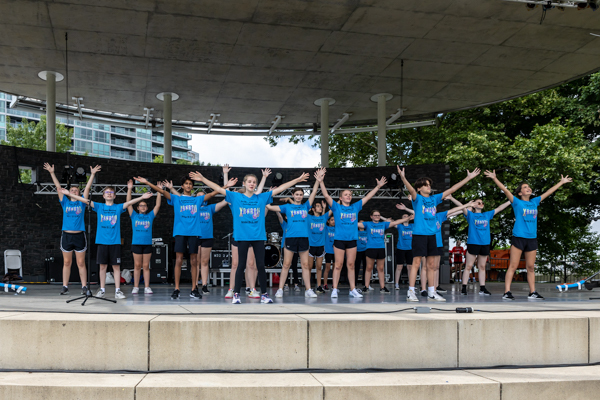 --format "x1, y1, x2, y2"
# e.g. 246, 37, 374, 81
34, 183, 414, 200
